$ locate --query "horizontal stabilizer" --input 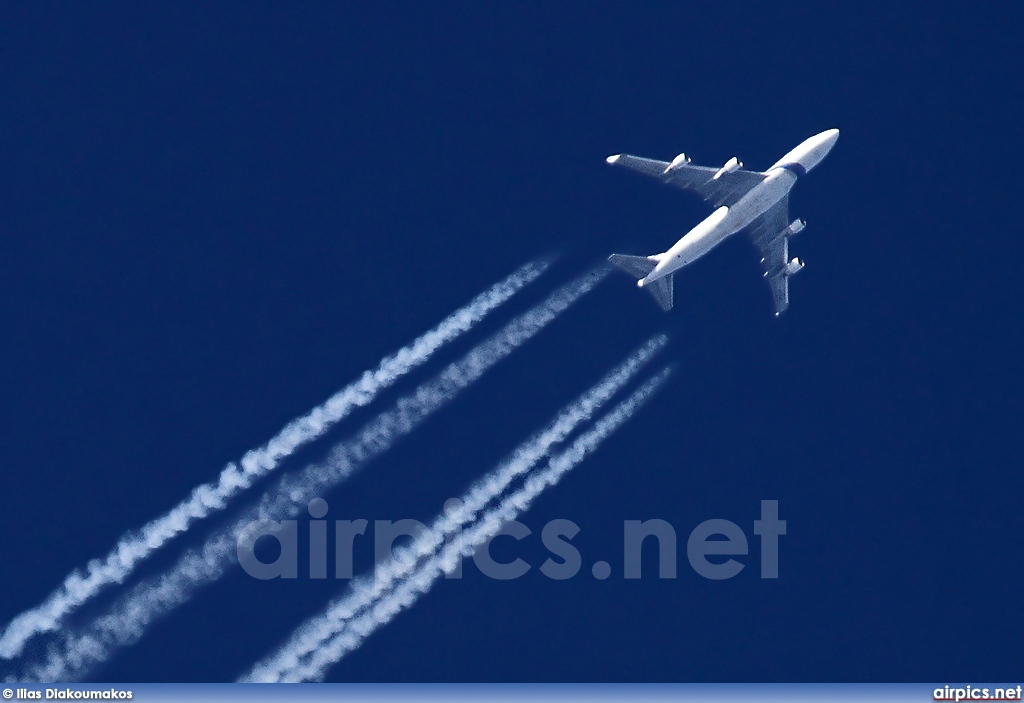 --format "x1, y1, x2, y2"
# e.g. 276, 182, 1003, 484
645, 273, 674, 311
608, 254, 674, 312
608, 254, 657, 279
